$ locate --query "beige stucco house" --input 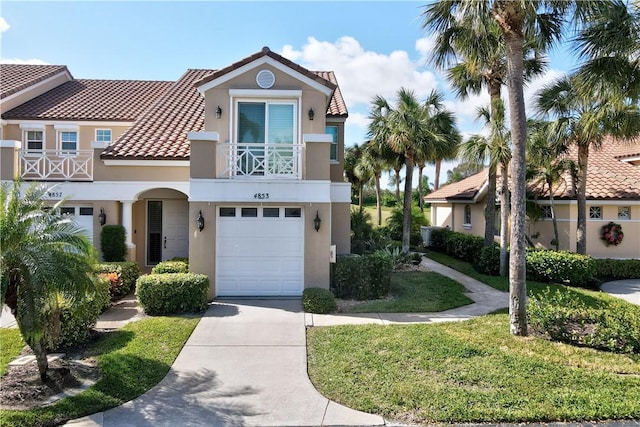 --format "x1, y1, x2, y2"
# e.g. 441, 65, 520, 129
424, 137, 640, 259
0, 47, 351, 299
